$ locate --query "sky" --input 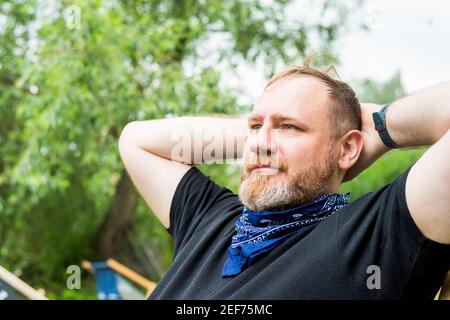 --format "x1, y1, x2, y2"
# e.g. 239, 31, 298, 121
236, 0, 450, 104
4, 0, 448, 105
338, 0, 450, 92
